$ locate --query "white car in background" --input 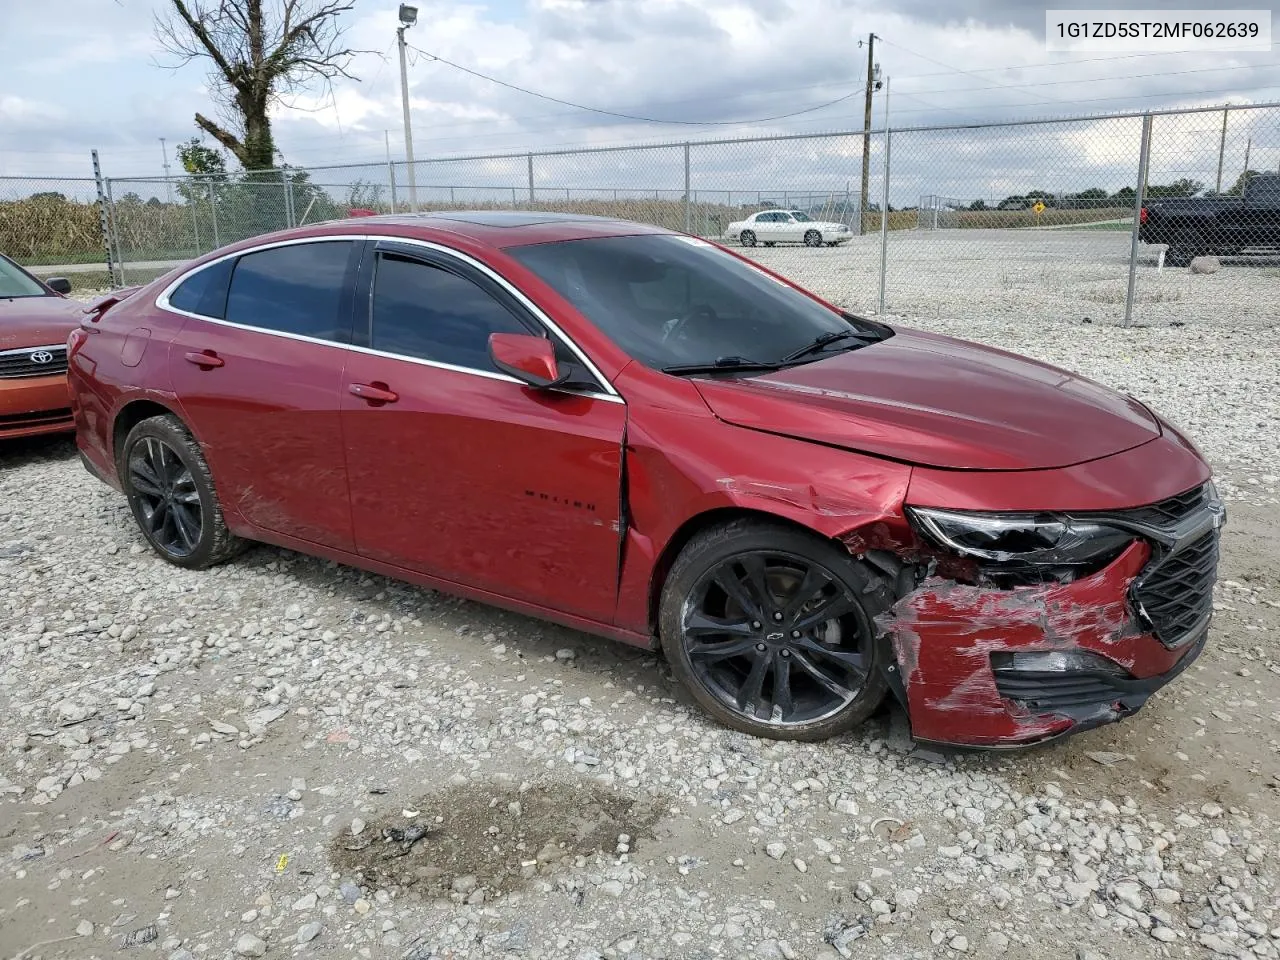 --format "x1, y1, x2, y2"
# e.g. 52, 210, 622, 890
723, 209, 853, 247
